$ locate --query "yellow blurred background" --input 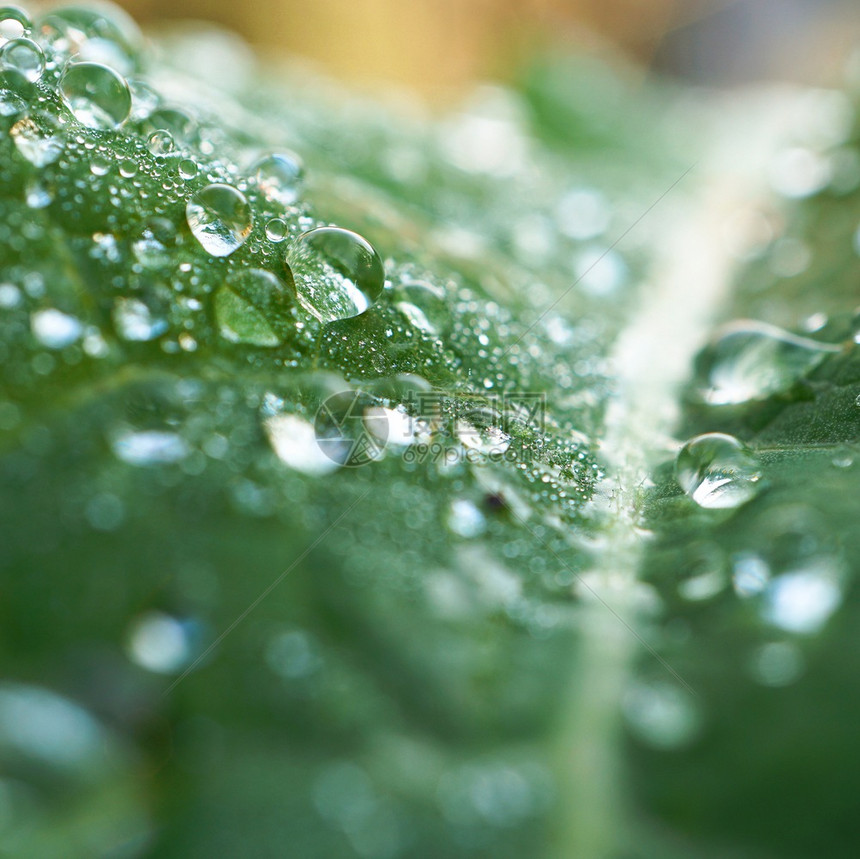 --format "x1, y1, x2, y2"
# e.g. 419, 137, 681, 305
119, 0, 860, 101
